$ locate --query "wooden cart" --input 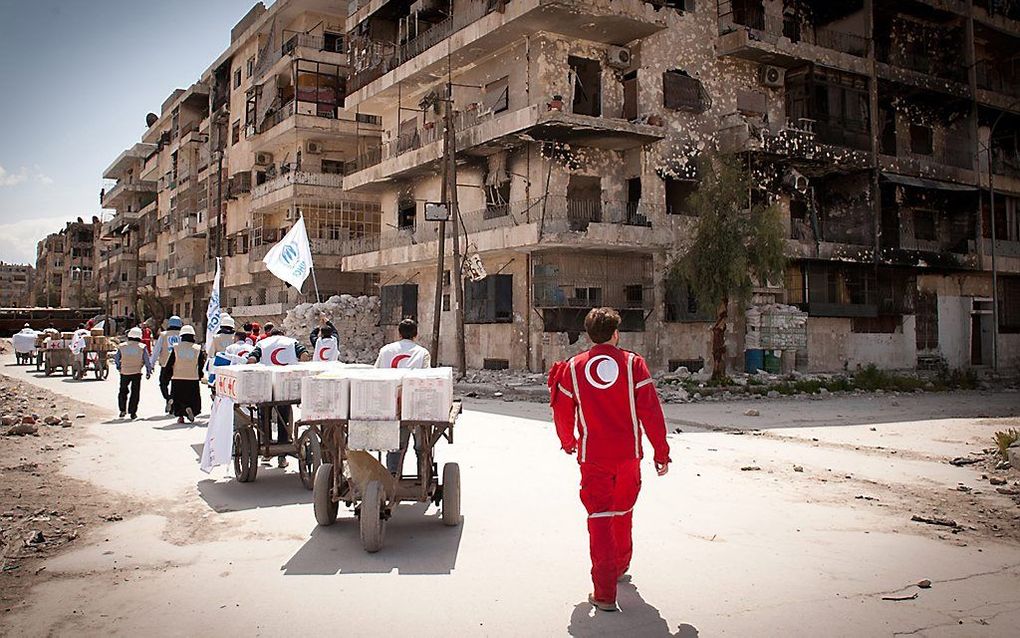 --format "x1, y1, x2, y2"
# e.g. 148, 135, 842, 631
301, 401, 462, 553
43, 347, 73, 376
71, 343, 113, 380
231, 399, 322, 489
